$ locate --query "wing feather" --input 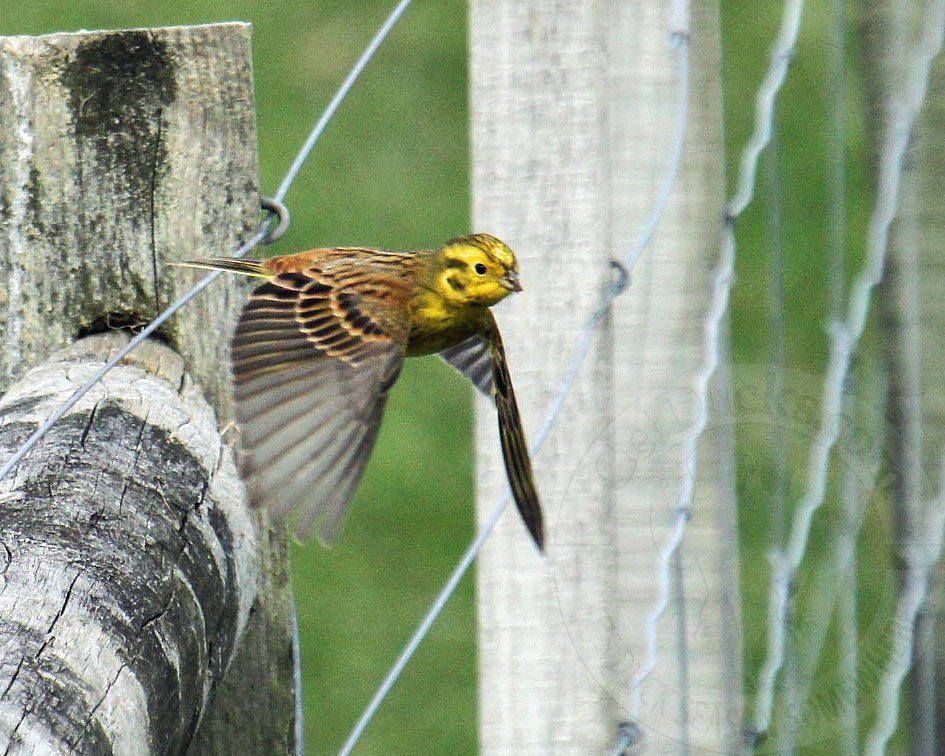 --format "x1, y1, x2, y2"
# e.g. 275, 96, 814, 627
314, 394, 391, 543
232, 267, 409, 542
484, 314, 544, 550
439, 334, 494, 396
